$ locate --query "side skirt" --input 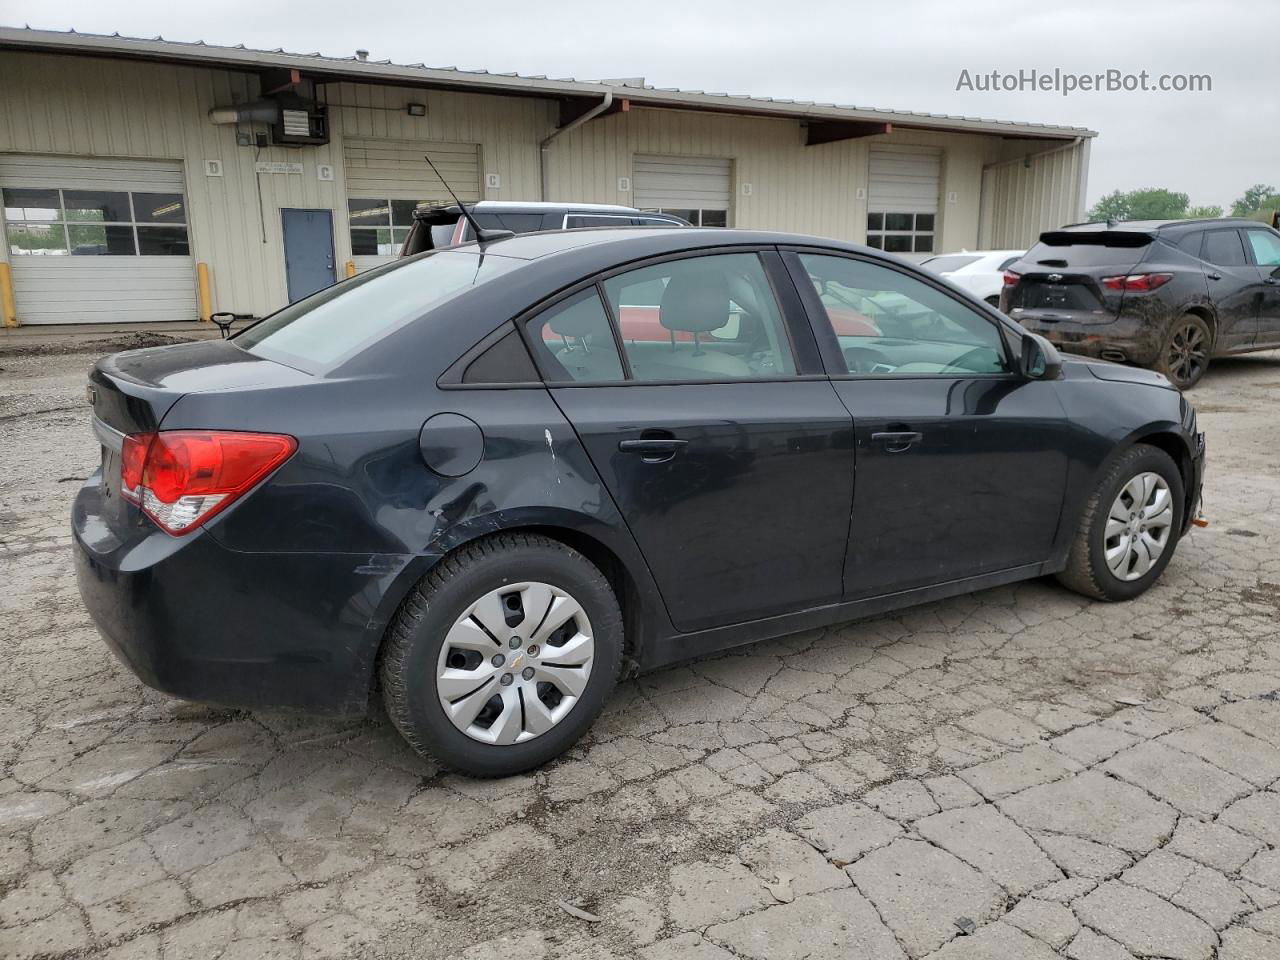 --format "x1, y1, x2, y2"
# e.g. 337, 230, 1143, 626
639, 562, 1053, 671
